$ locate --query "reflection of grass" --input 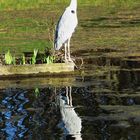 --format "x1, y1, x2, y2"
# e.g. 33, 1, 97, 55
34, 88, 40, 98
